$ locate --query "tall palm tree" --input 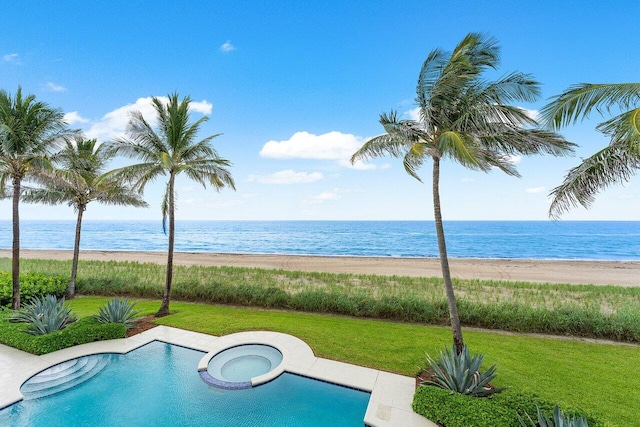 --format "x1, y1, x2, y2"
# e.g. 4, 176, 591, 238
352, 33, 575, 353
0, 87, 70, 309
541, 83, 640, 217
108, 93, 235, 317
23, 136, 148, 298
